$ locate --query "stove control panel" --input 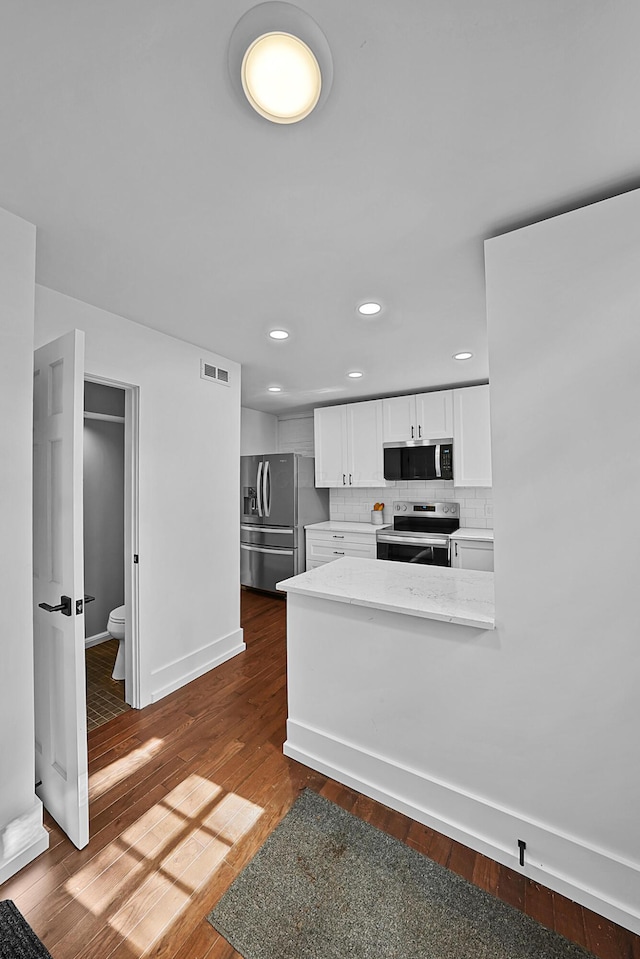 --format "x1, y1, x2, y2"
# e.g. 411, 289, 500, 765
393, 501, 460, 517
